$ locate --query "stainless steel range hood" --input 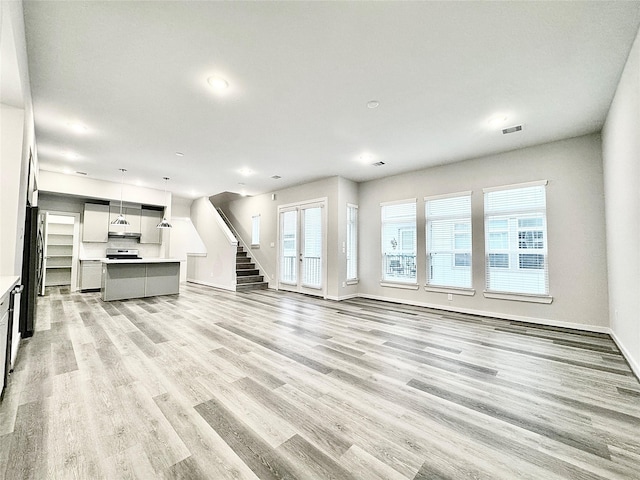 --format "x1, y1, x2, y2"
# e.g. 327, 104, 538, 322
107, 231, 141, 240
